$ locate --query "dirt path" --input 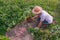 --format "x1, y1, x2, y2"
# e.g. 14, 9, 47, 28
6, 19, 38, 40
